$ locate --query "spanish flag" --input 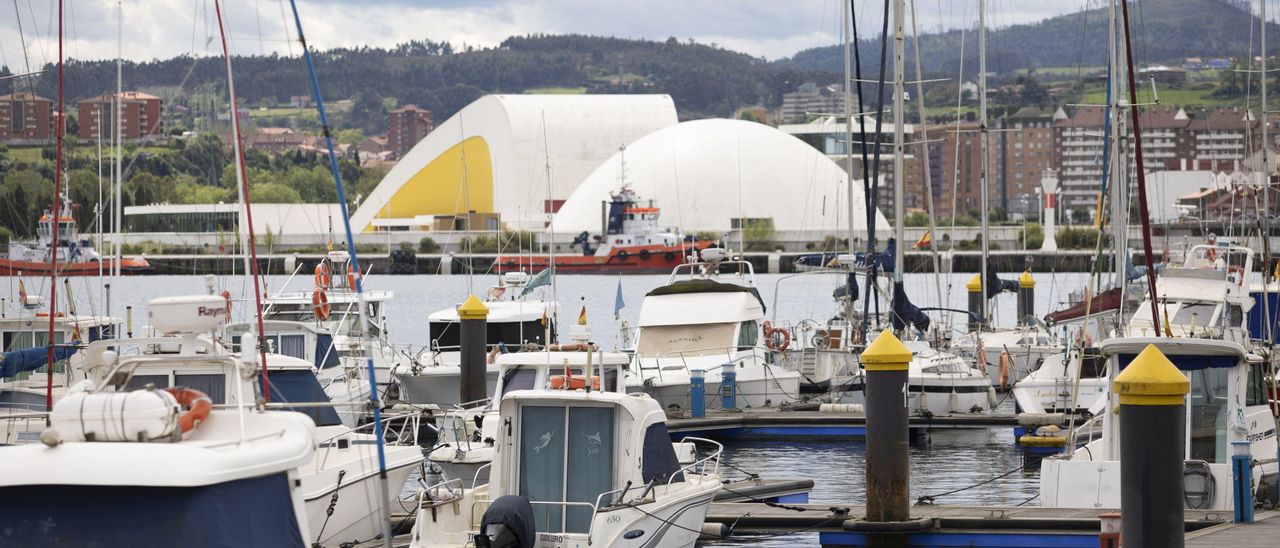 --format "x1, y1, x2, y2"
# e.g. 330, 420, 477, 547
913, 231, 932, 250
541, 306, 548, 326
577, 305, 588, 326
